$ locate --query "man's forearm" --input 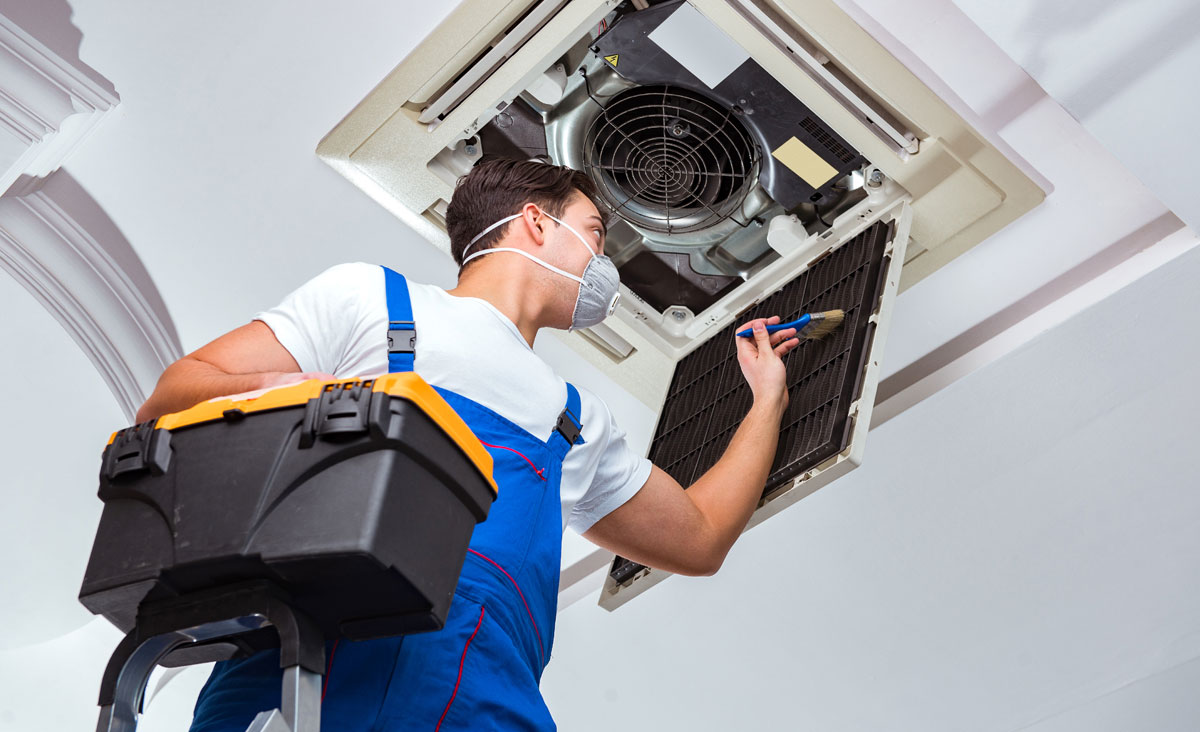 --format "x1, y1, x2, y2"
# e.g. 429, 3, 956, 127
135, 359, 268, 423
685, 396, 786, 568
